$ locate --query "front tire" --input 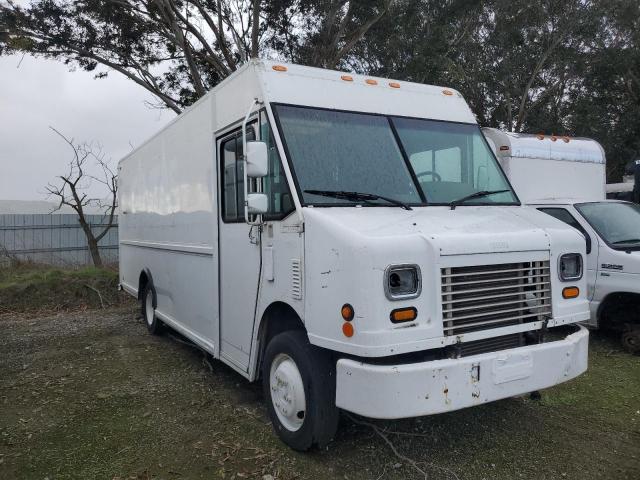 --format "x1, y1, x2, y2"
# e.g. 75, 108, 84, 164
262, 330, 339, 451
621, 328, 640, 355
141, 282, 162, 335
